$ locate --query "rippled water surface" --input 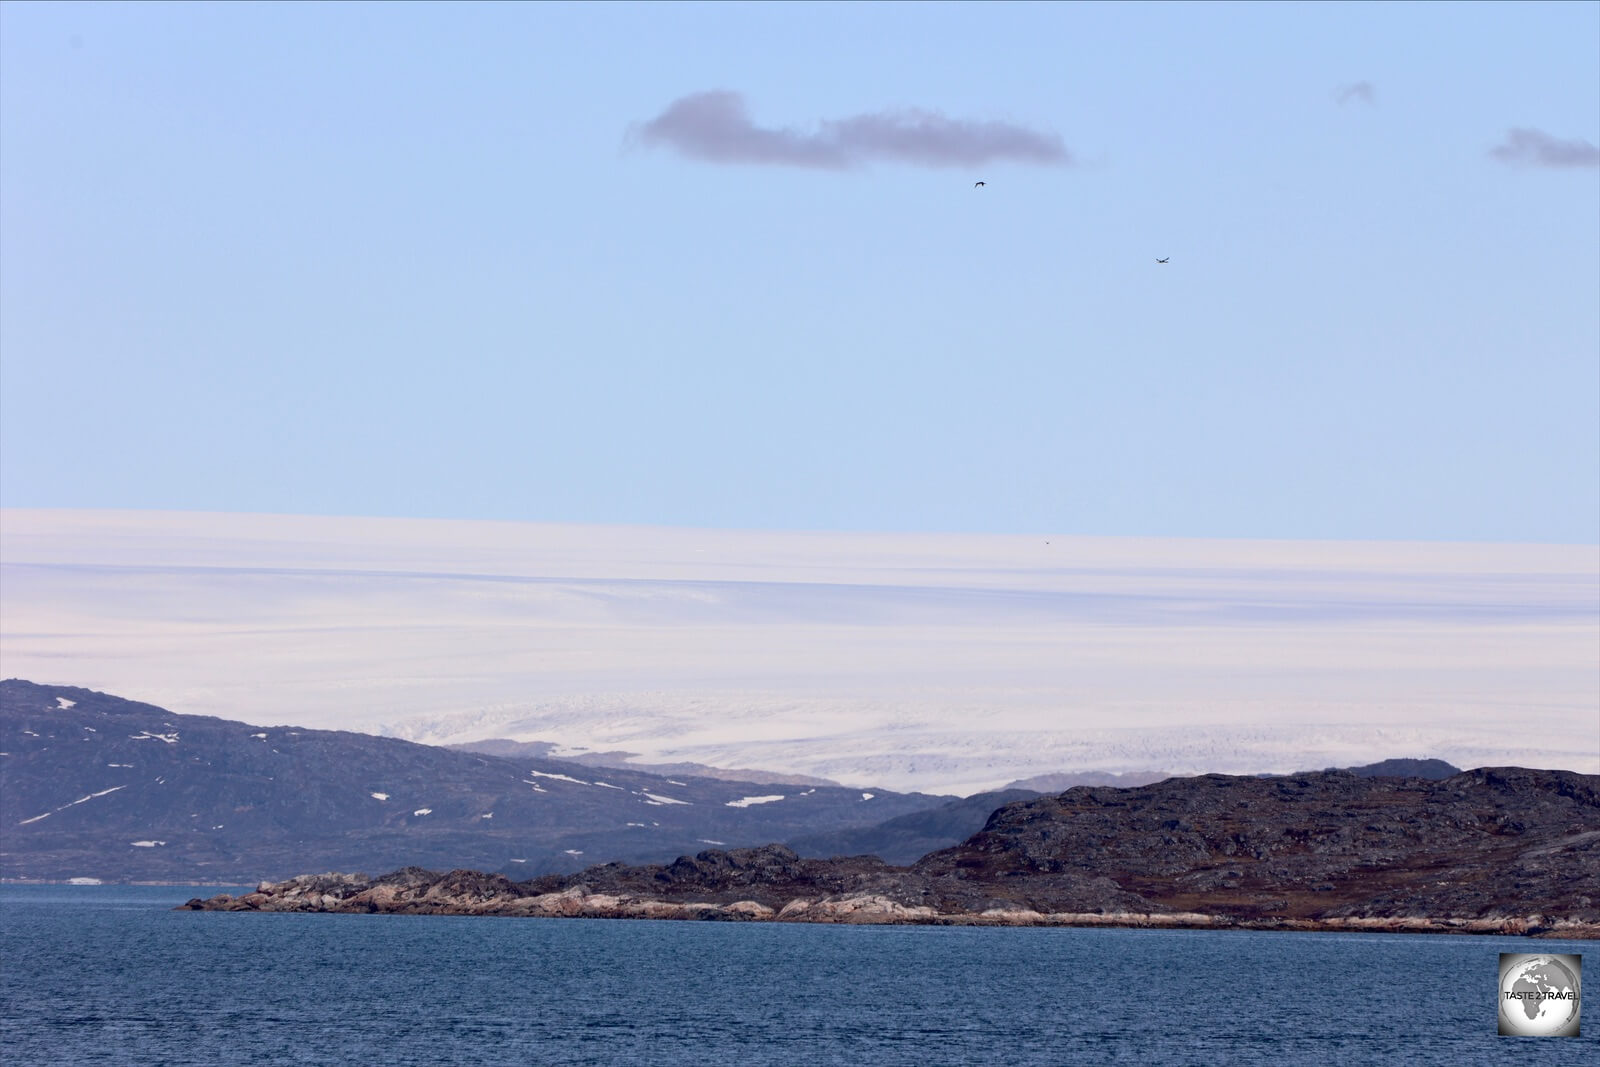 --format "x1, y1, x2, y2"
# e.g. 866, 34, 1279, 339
1, 885, 1591, 1065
